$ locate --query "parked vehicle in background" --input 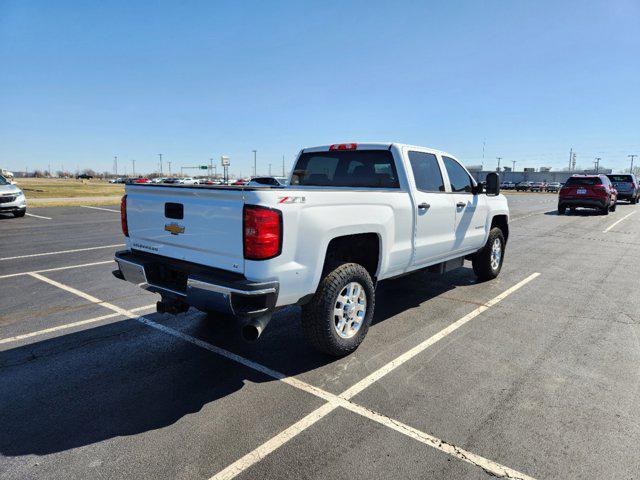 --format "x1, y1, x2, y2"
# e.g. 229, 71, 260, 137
558, 174, 617, 215
530, 181, 547, 192
76, 173, 94, 180
232, 179, 248, 185
500, 181, 515, 190
545, 182, 562, 193
163, 178, 180, 184
0, 174, 27, 217
178, 177, 198, 185
125, 177, 150, 184
109, 177, 125, 184
515, 181, 533, 192
607, 174, 639, 204
248, 176, 288, 187
114, 142, 509, 356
